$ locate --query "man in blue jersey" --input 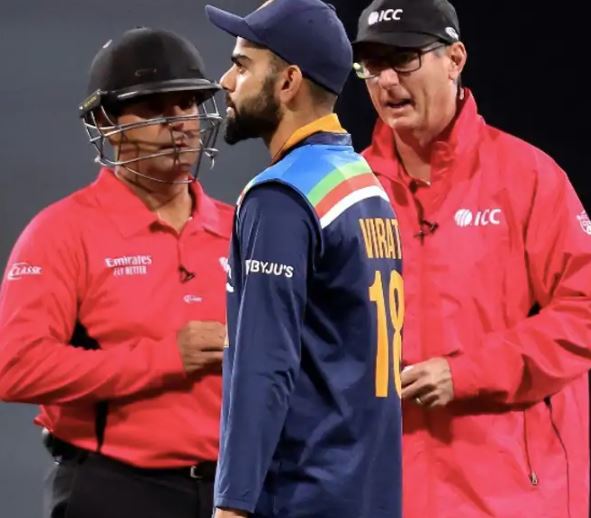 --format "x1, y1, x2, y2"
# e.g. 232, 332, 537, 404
206, 1, 403, 517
